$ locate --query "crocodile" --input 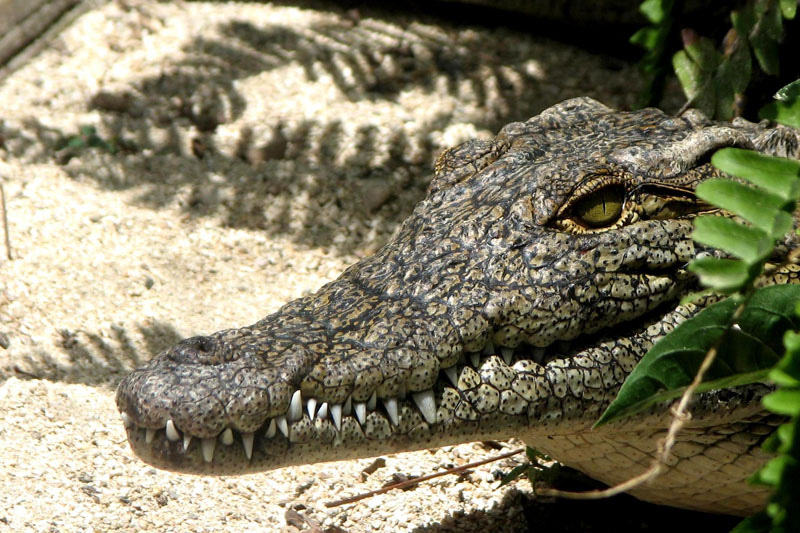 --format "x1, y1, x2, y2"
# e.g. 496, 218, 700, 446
116, 98, 800, 516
